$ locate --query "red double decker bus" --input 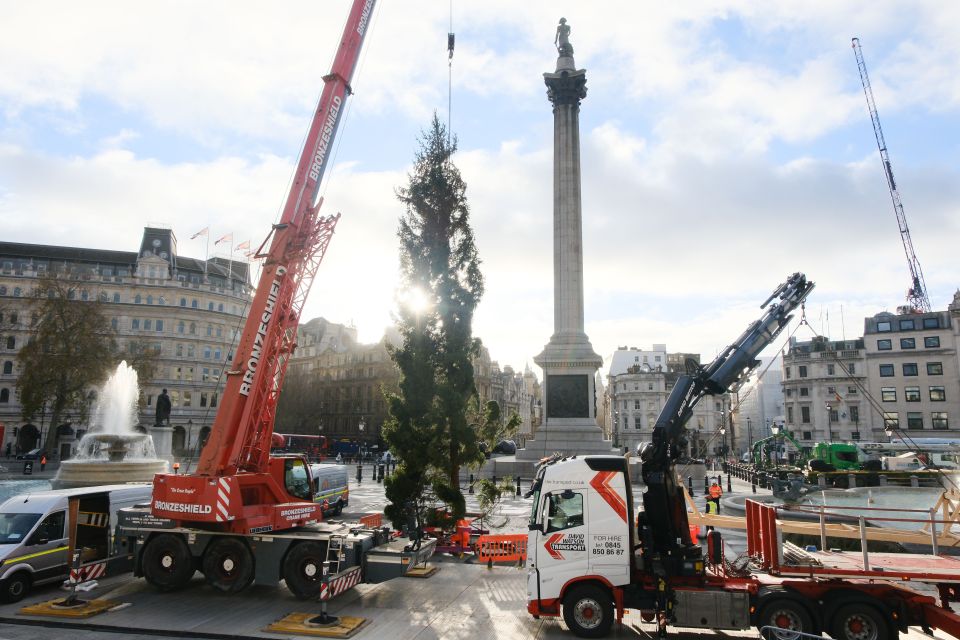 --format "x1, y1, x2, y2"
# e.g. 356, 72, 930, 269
271, 433, 328, 461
